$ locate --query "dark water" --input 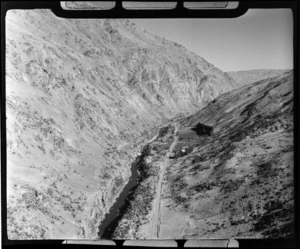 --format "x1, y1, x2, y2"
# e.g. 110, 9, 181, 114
97, 153, 142, 238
